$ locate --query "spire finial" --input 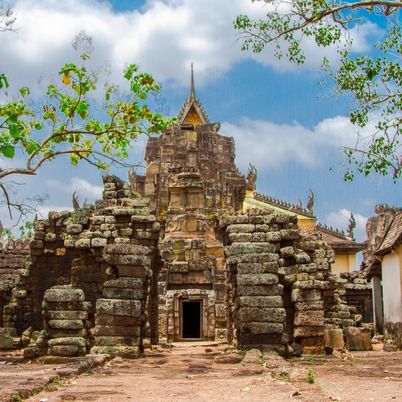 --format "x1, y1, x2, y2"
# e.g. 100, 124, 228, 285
190, 62, 195, 100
